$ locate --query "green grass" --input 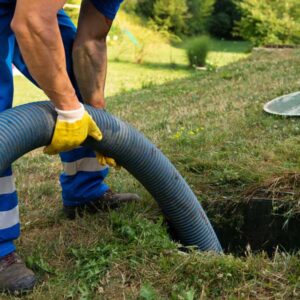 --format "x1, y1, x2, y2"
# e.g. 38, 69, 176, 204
13, 60, 191, 105
14, 37, 251, 105
6, 48, 300, 299
207, 39, 252, 67
14, 8, 251, 104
